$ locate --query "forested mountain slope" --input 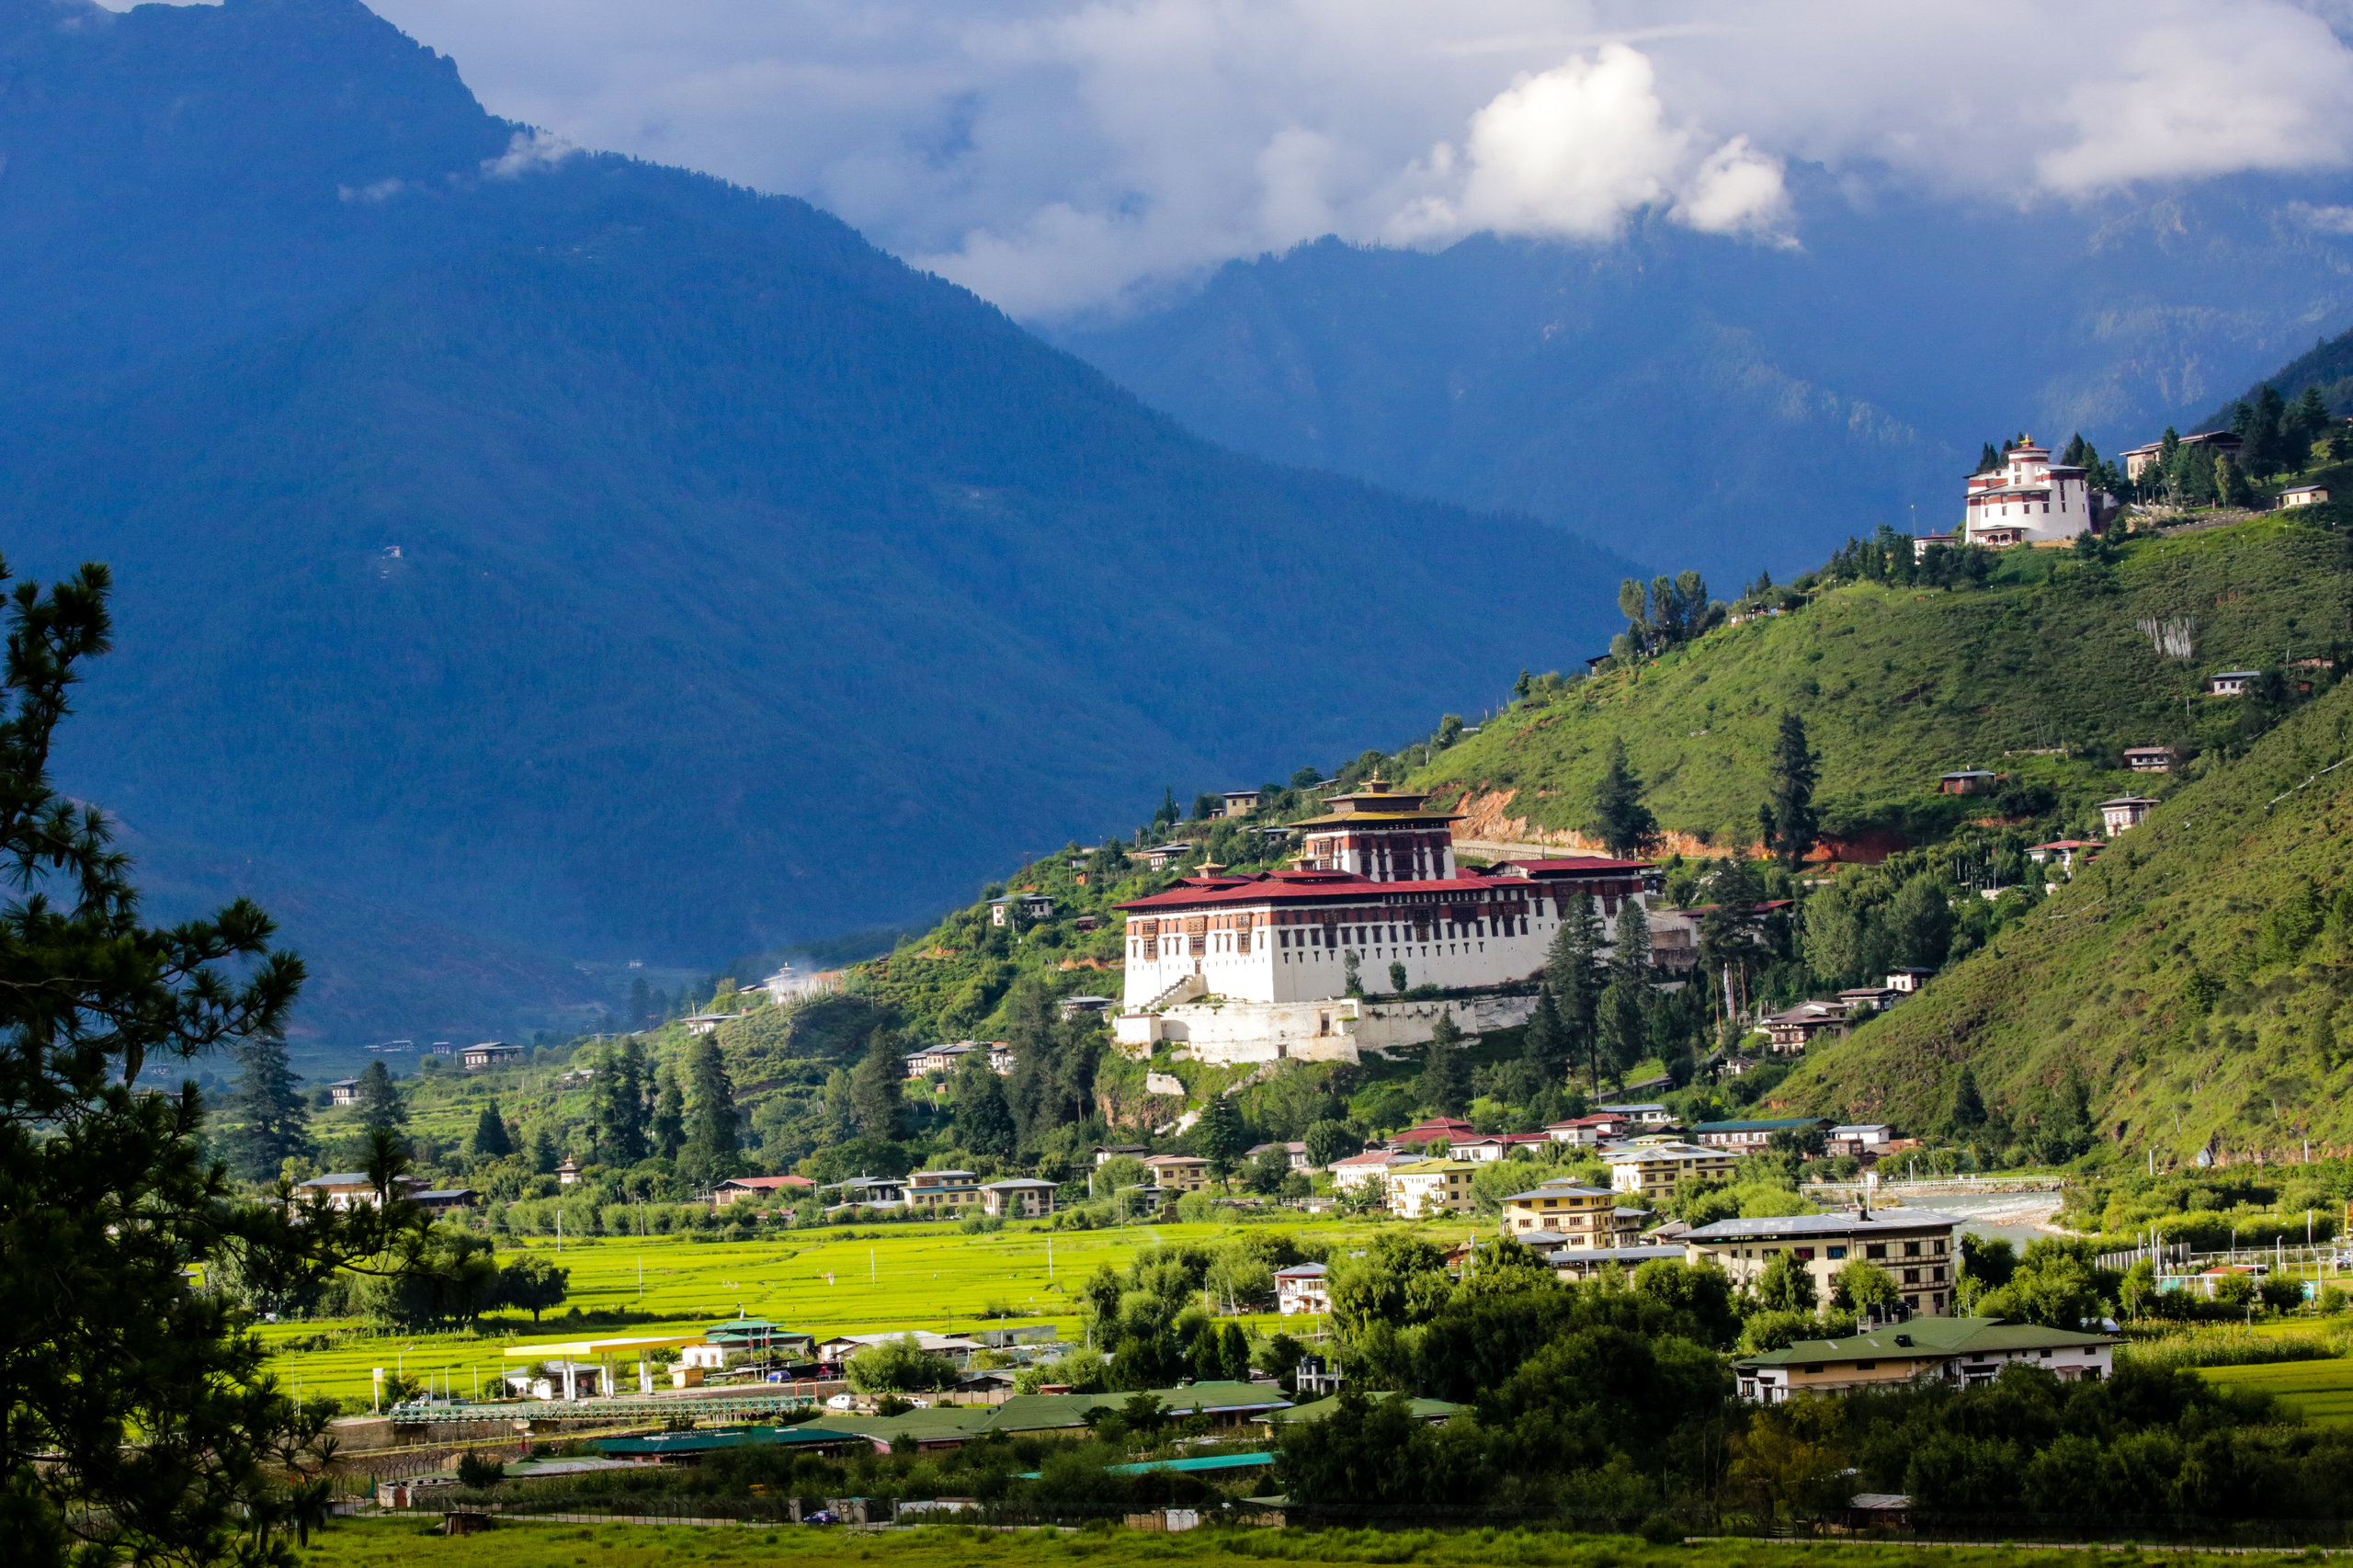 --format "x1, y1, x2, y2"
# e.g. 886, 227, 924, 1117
1776, 674, 2353, 1165
0, 0, 1633, 1039
1407, 521, 2351, 856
